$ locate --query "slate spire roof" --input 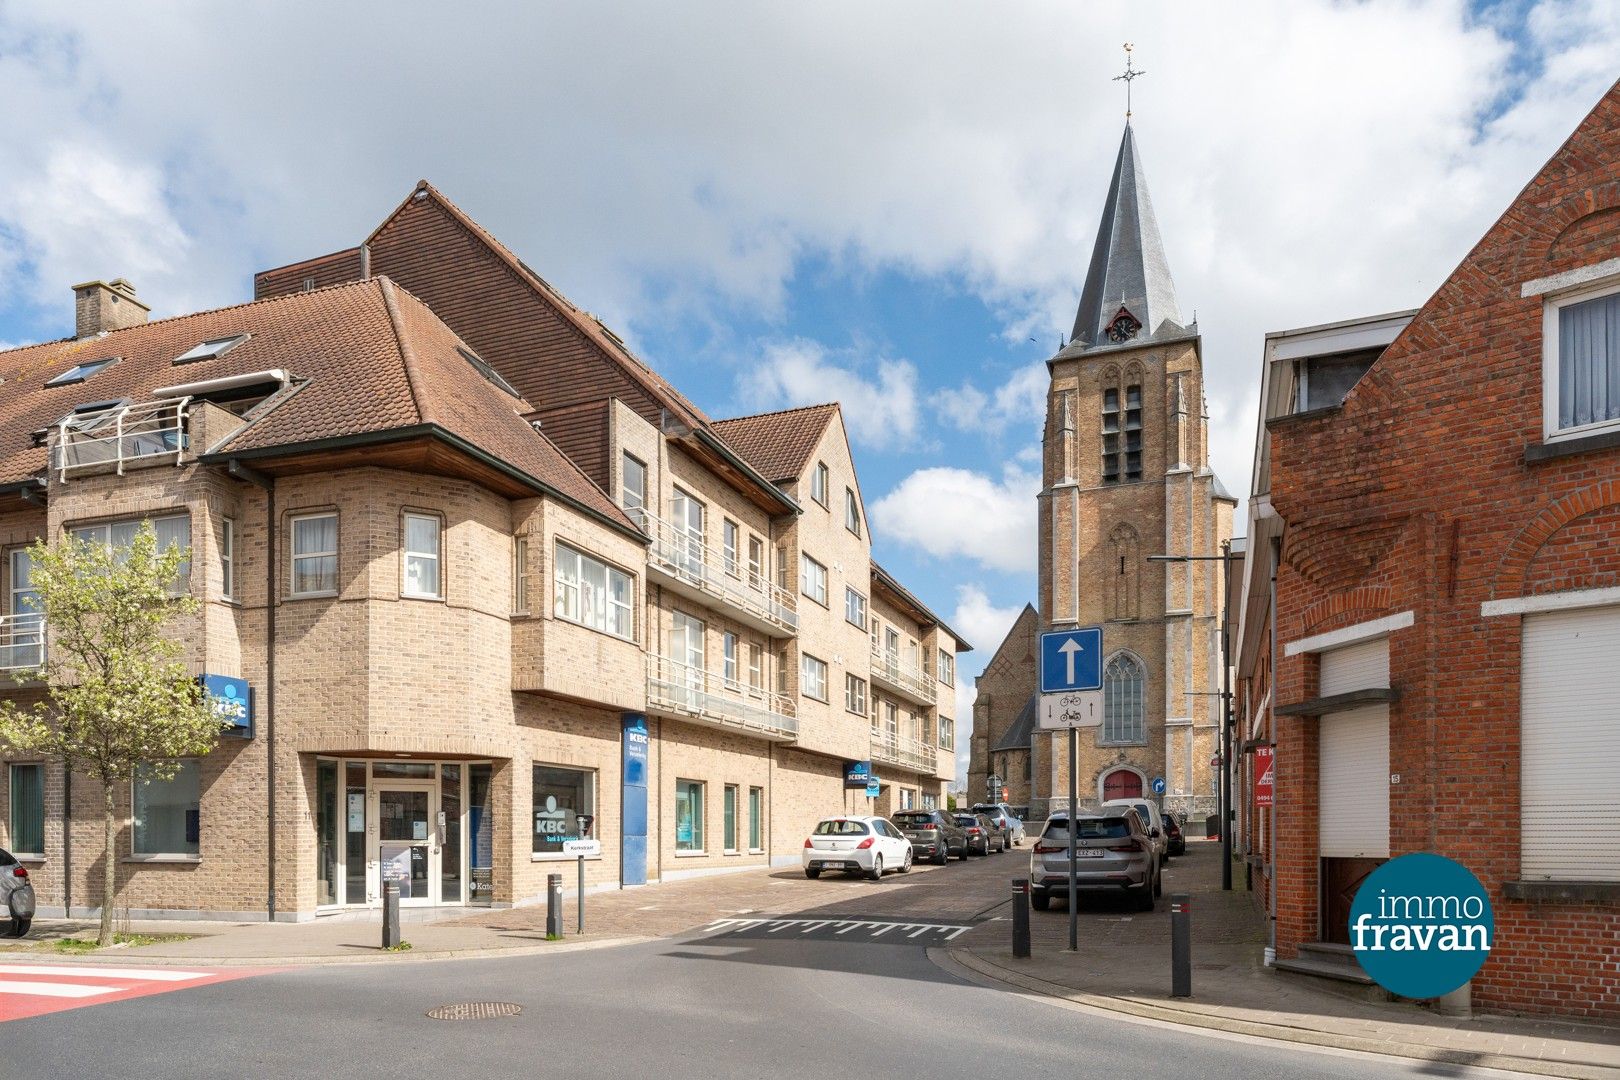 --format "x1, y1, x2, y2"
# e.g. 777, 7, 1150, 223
1069, 123, 1187, 351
